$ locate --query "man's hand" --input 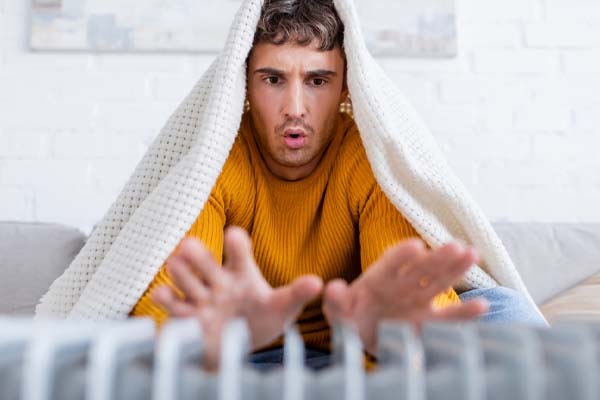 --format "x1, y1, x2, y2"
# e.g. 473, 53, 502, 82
151, 226, 323, 370
322, 239, 489, 355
